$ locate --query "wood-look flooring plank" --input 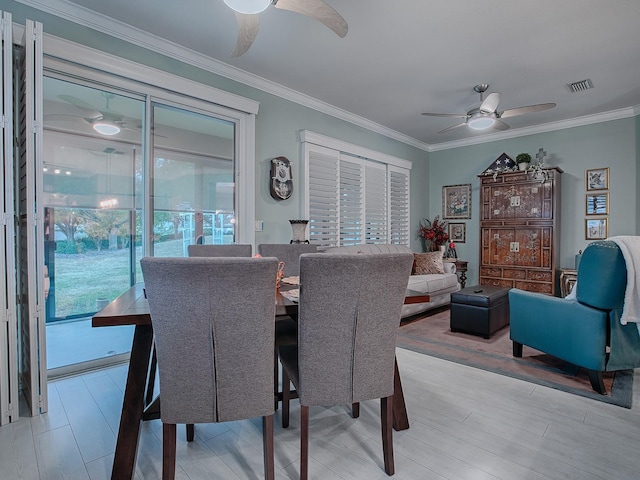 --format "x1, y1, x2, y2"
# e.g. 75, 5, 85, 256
34, 425, 90, 480
81, 372, 125, 435
0, 415, 40, 479
30, 382, 69, 437
53, 375, 116, 463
